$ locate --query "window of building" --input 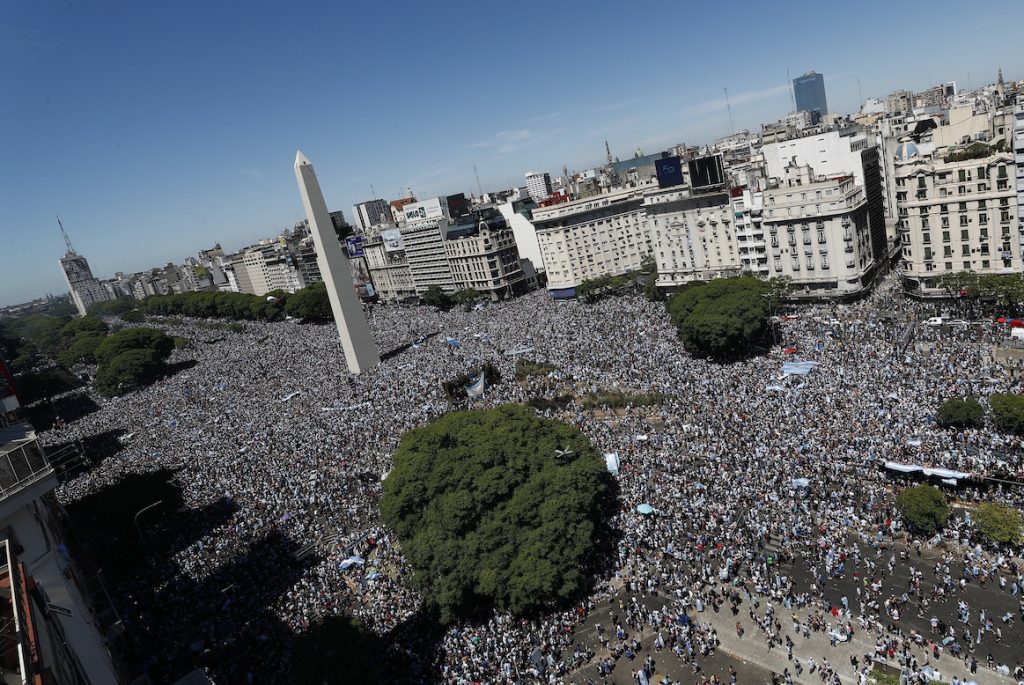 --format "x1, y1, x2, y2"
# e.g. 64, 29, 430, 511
942, 231, 950, 242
